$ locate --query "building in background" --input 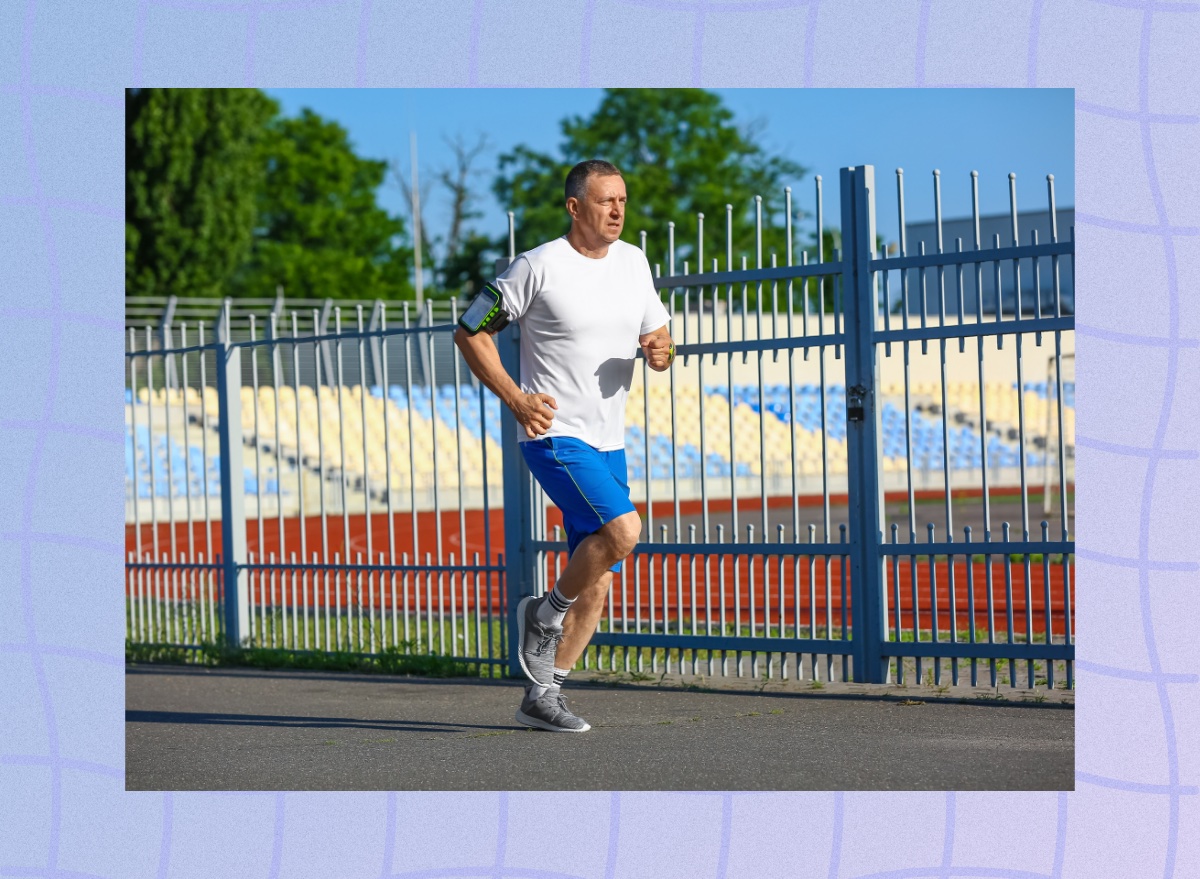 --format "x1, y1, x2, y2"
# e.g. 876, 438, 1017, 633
901, 208, 1074, 317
